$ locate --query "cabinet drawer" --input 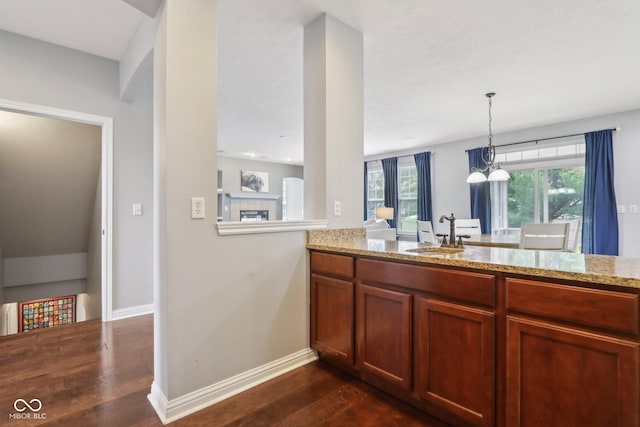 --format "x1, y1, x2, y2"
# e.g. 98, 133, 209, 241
506, 278, 639, 335
358, 258, 495, 307
311, 251, 354, 279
